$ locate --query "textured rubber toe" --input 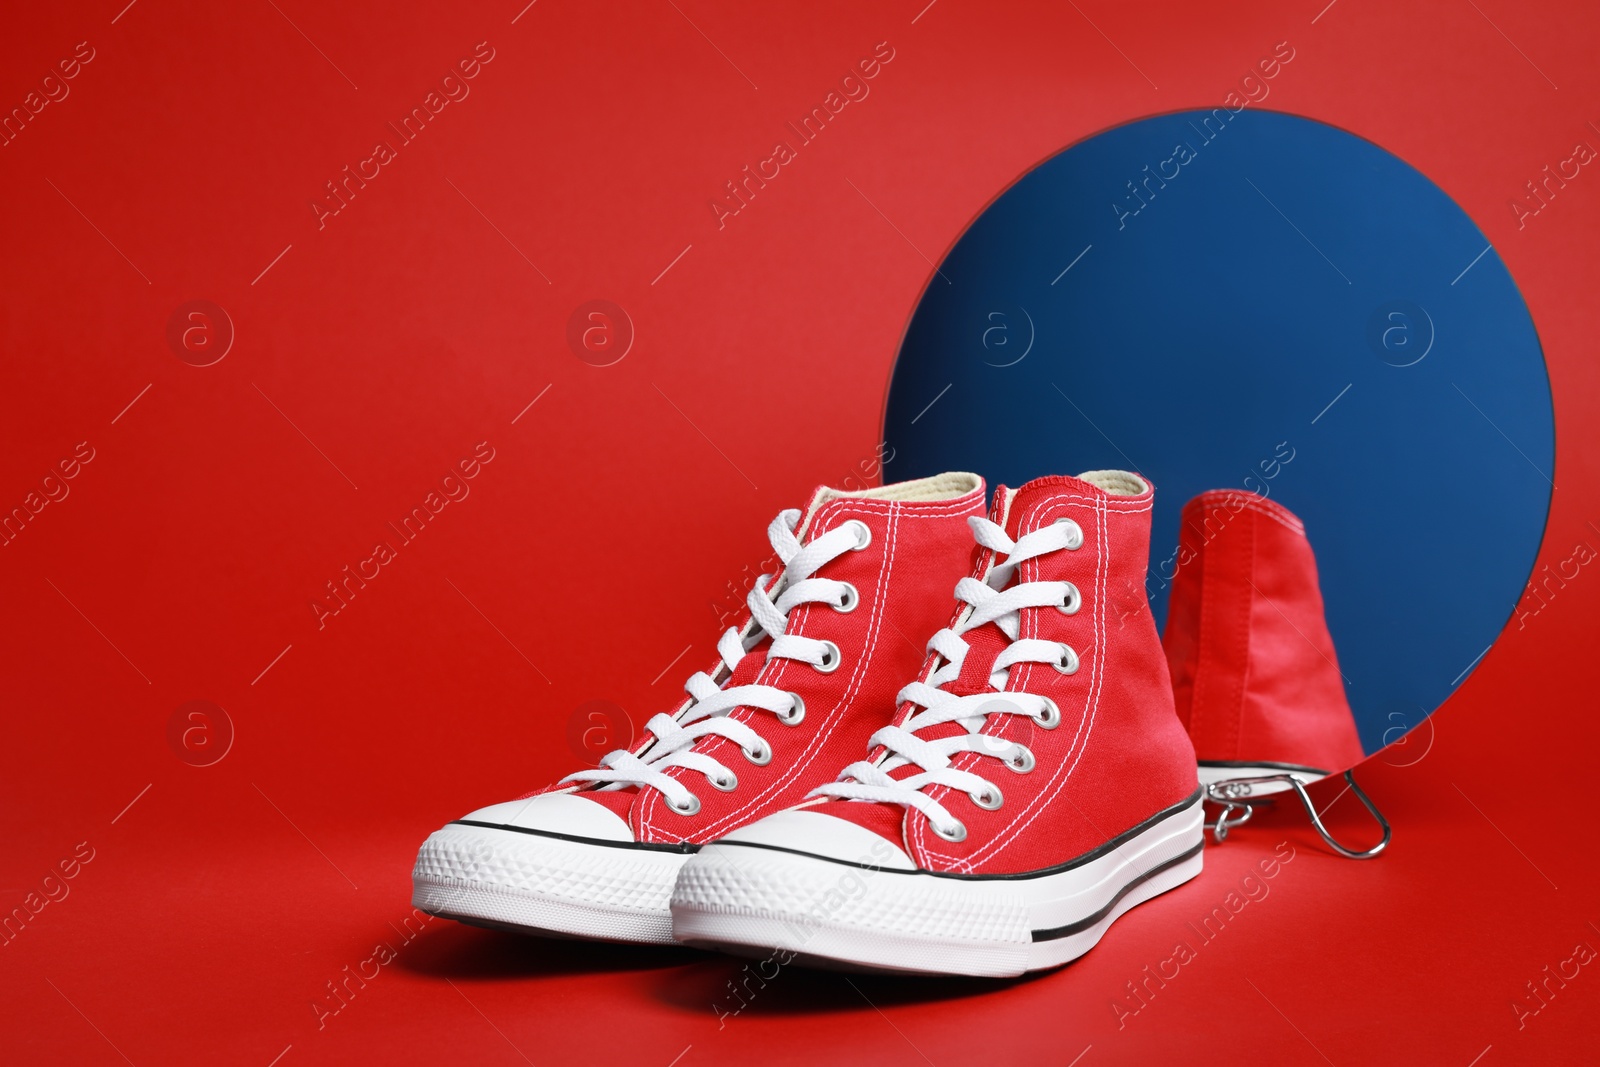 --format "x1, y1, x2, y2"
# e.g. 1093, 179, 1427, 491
412, 815, 692, 944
